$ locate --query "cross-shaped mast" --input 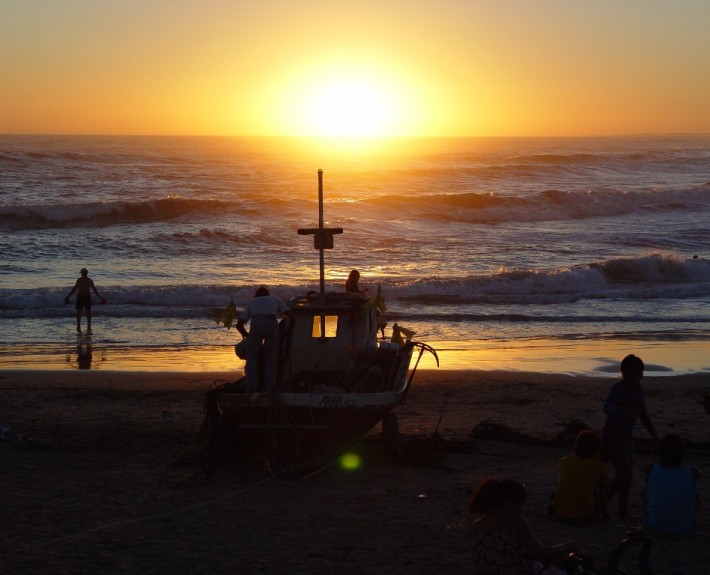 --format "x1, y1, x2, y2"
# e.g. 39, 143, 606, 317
297, 170, 343, 338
